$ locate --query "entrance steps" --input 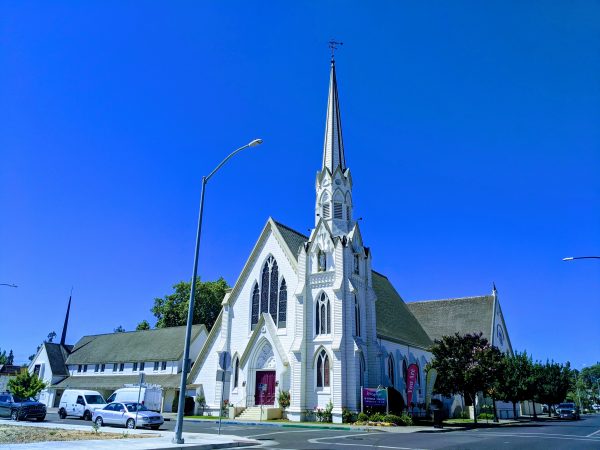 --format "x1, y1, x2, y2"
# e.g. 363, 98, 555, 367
236, 406, 282, 421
